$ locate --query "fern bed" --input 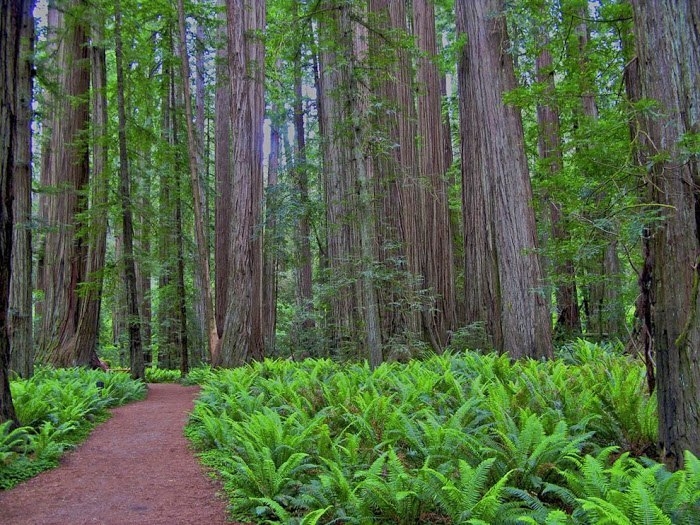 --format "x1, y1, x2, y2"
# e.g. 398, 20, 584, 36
186, 341, 700, 524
